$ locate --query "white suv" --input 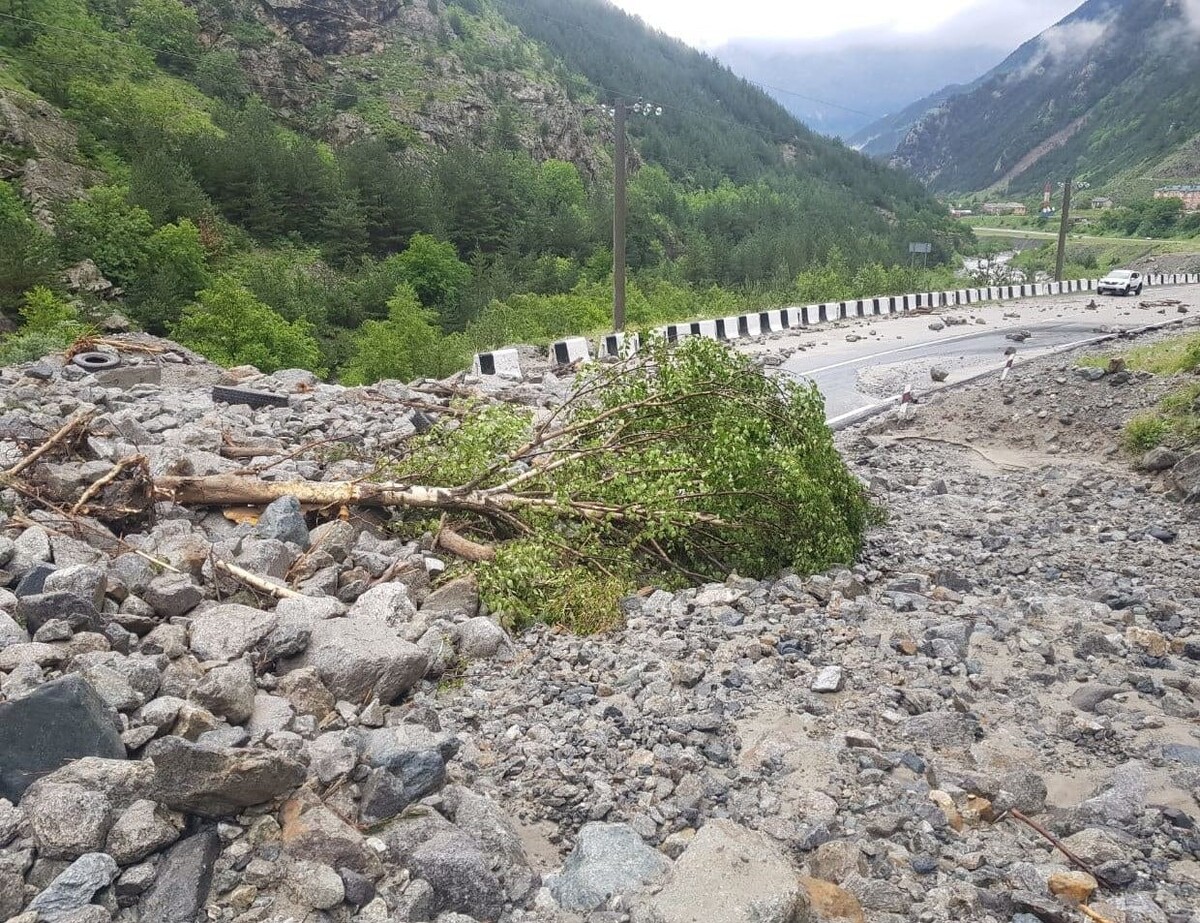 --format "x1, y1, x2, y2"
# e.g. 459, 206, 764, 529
1097, 270, 1143, 296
